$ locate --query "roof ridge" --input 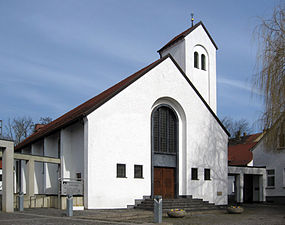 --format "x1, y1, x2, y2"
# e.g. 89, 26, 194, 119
158, 21, 217, 53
